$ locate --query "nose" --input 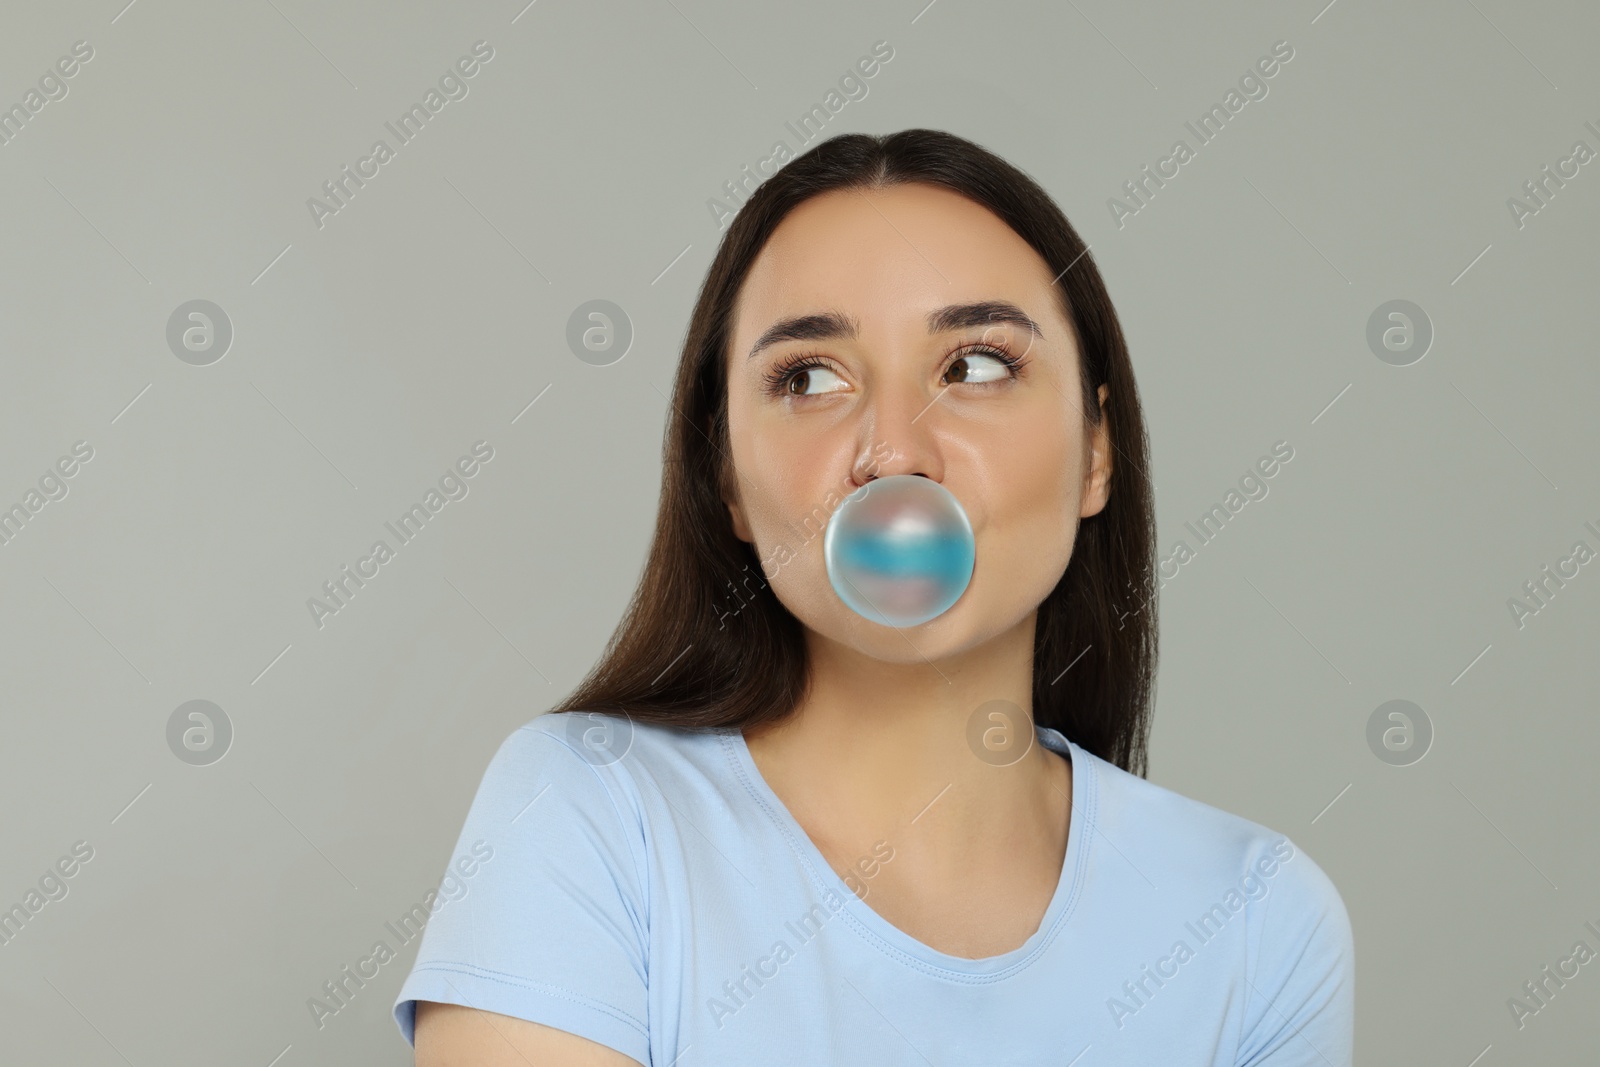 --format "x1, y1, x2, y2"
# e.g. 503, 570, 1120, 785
848, 375, 945, 489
